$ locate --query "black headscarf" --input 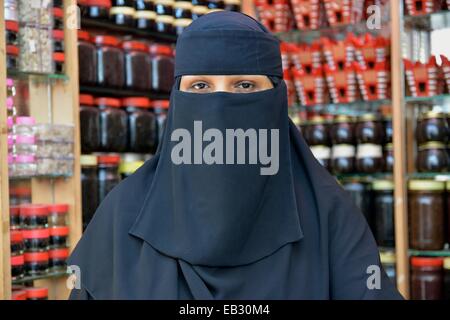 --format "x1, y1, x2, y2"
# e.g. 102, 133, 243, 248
68, 11, 402, 299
